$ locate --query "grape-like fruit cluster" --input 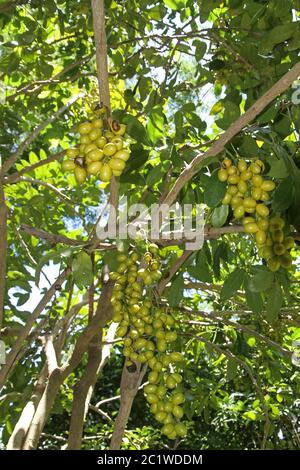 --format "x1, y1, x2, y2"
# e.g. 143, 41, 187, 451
62, 117, 130, 184
218, 158, 294, 271
110, 246, 187, 440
